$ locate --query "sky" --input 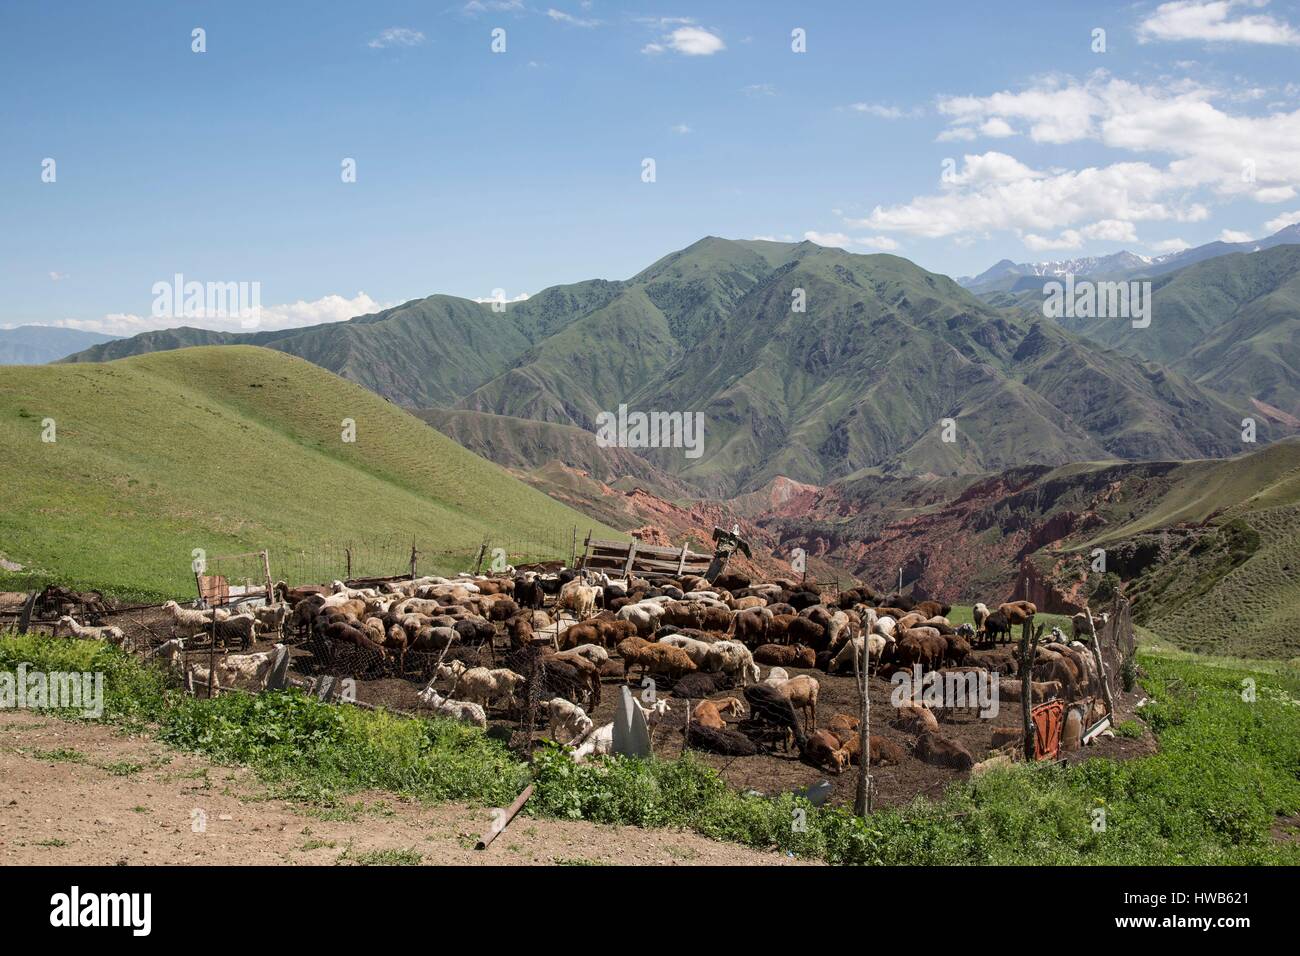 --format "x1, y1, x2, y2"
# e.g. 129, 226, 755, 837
3, 0, 1300, 334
